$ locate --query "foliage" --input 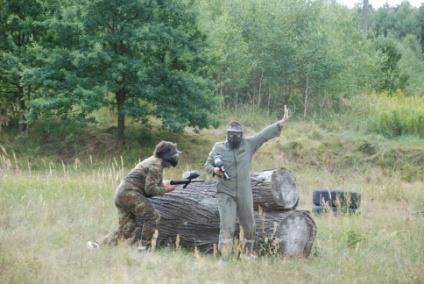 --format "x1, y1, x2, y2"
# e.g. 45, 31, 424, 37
397, 35, 424, 96
82, 0, 216, 133
365, 2, 424, 96
368, 1, 423, 49
0, 0, 423, 138
196, 0, 382, 118
18, 0, 217, 142
1, 98, 422, 181
0, 0, 48, 127
367, 92, 424, 138
372, 37, 408, 93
